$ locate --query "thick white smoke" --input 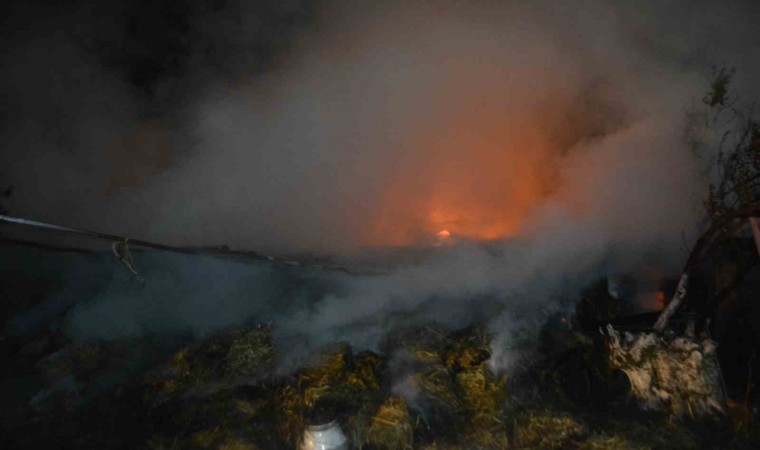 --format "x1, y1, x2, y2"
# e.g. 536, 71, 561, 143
125, 0, 709, 255
4, 0, 760, 371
